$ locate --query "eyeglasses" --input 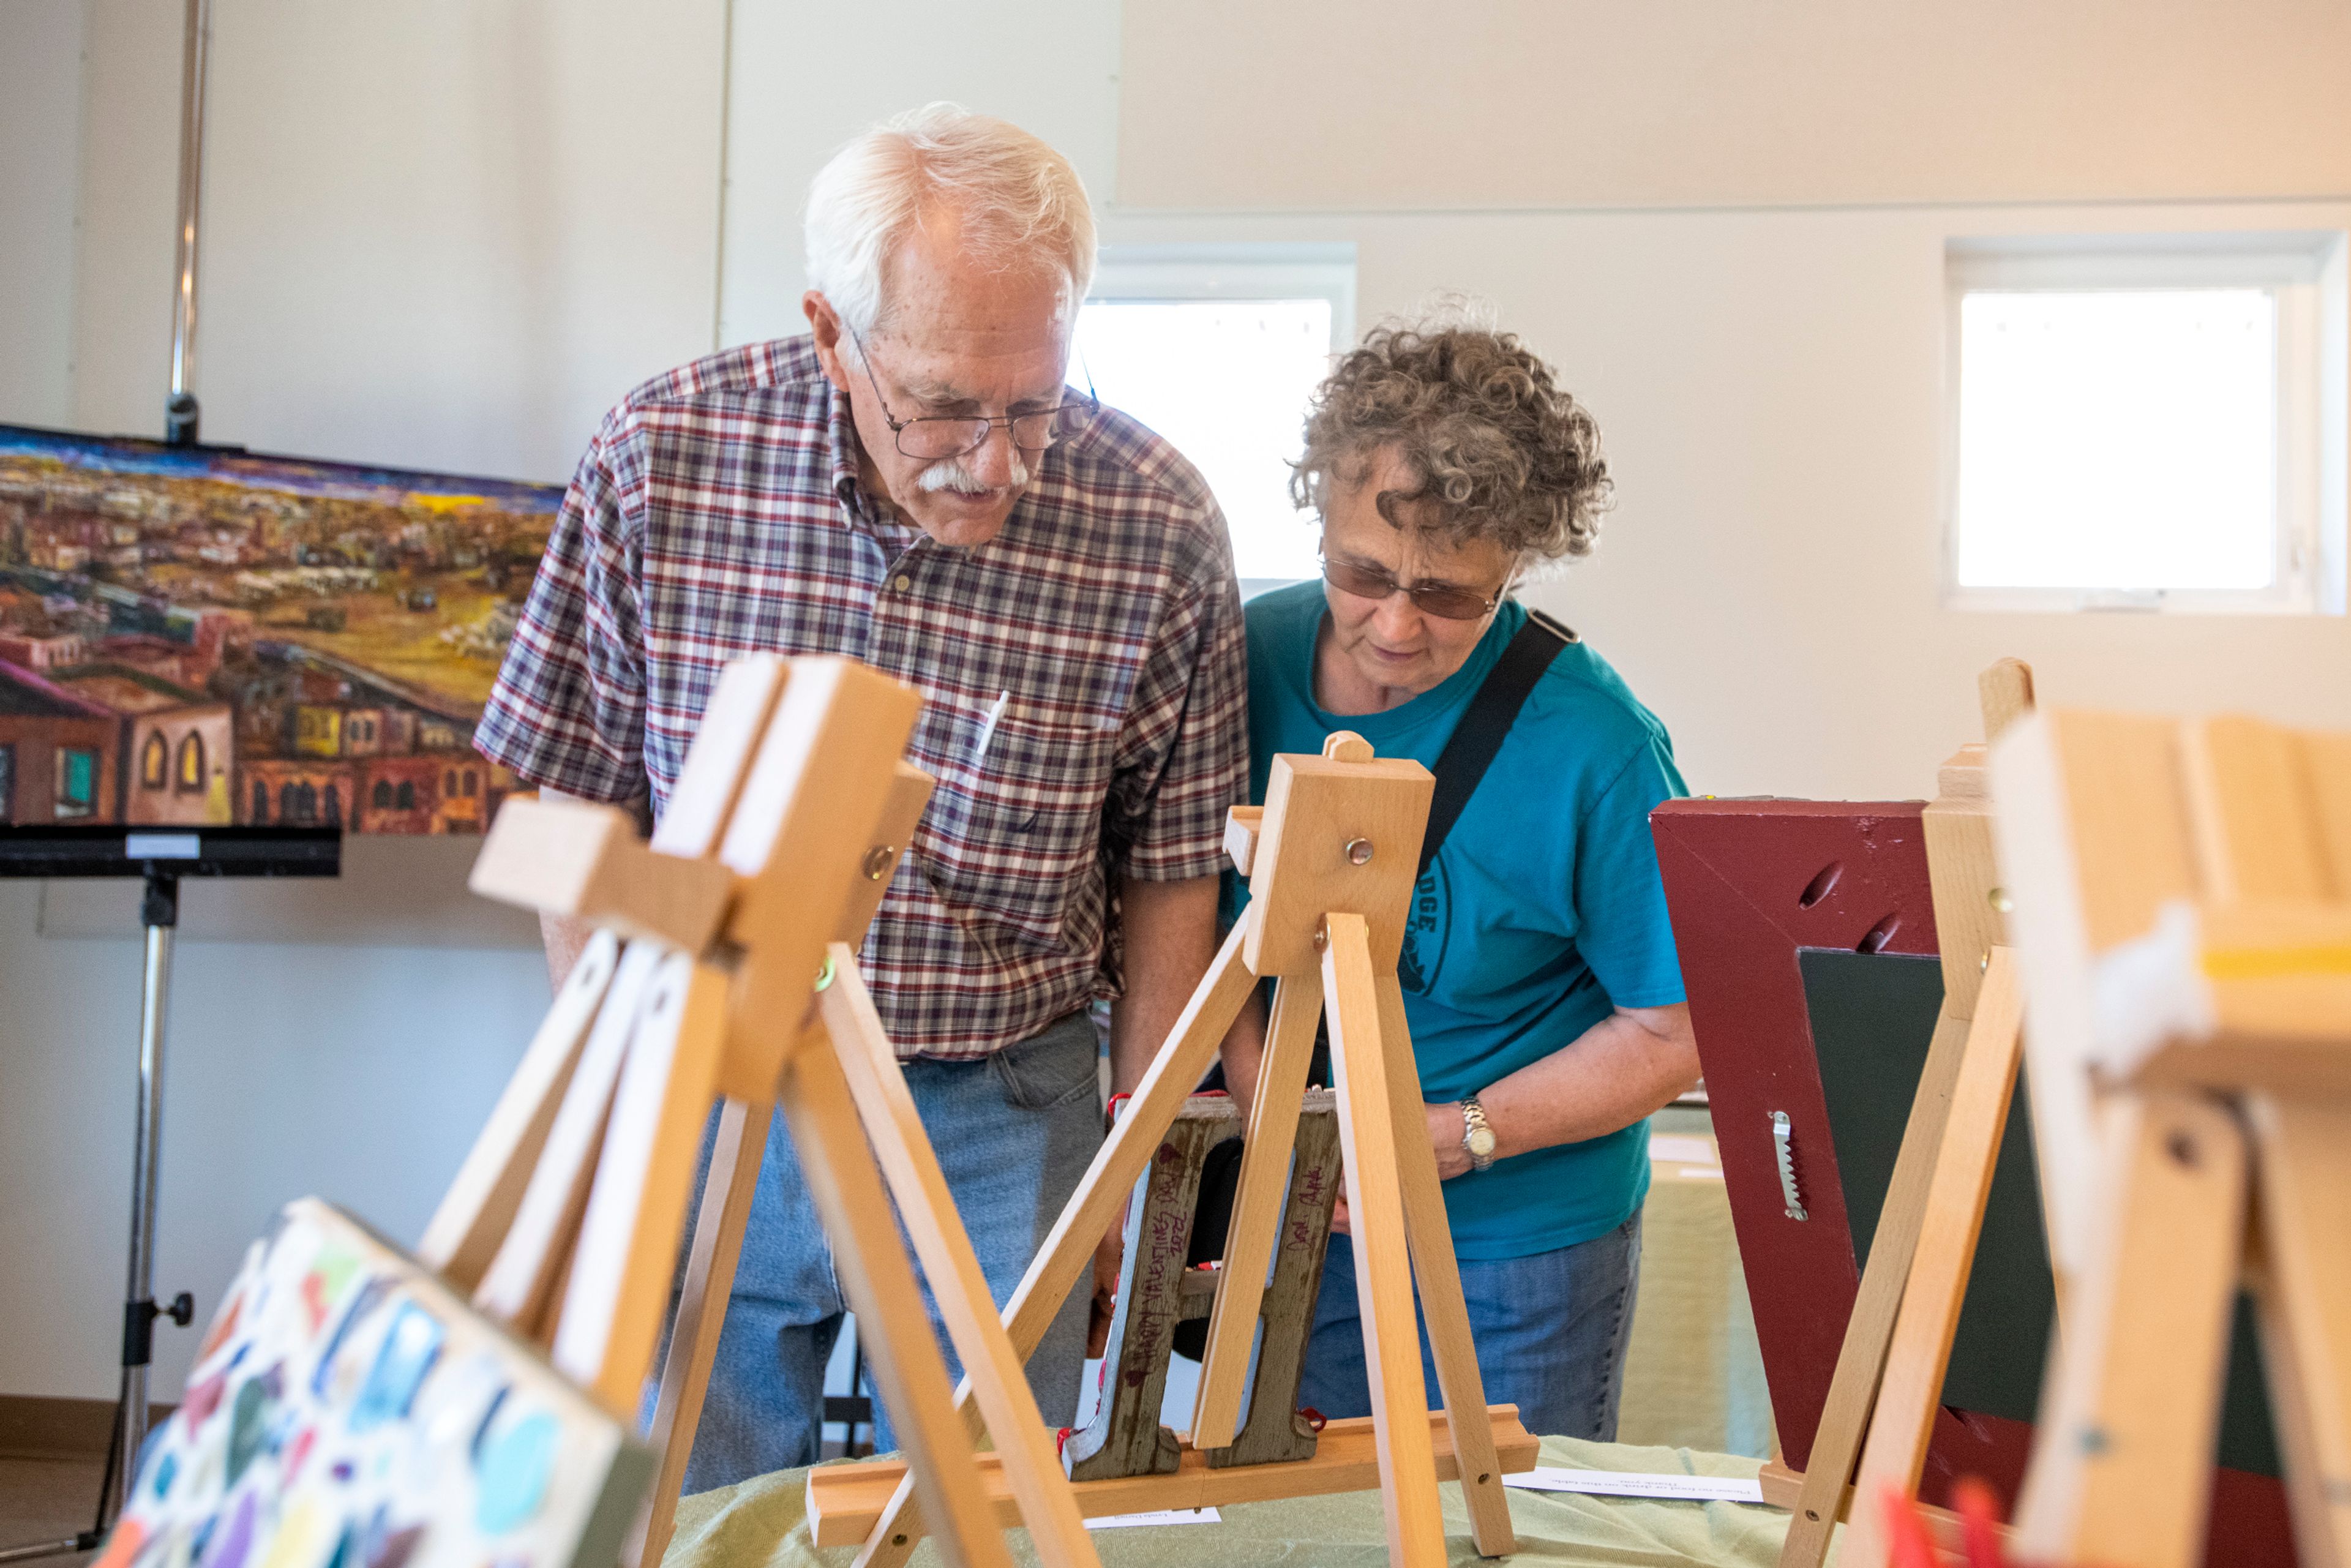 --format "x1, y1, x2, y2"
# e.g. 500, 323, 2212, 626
1321, 554, 1509, 621
847, 326, 1097, 461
